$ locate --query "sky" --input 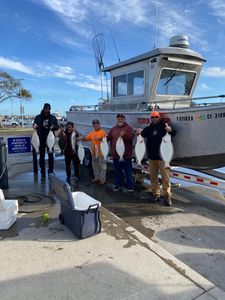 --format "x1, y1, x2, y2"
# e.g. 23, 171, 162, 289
1, 0, 225, 117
